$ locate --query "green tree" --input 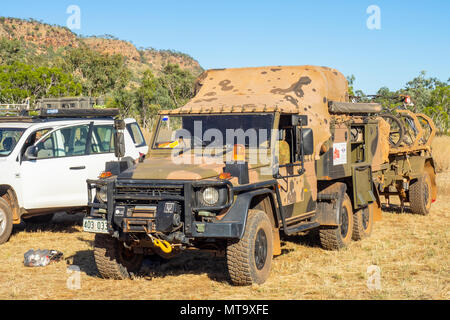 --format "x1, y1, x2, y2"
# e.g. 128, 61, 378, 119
158, 64, 195, 108
105, 89, 136, 118
0, 38, 26, 65
62, 46, 131, 96
400, 71, 446, 113
347, 75, 356, 97
0, 62, 82, 104
425, 85, 450, 133
135, 70, 161, 128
